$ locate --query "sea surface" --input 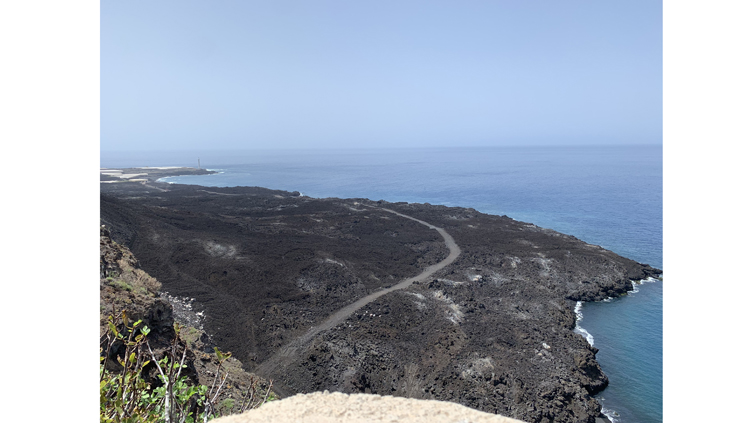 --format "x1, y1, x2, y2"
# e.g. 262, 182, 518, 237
102, 145, 663, 423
